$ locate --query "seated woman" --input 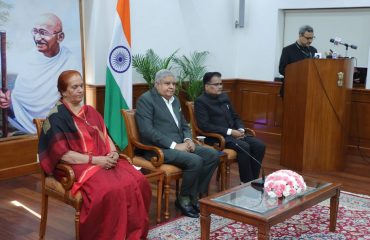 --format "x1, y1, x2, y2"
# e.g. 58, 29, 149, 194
38, 70, 151, 239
